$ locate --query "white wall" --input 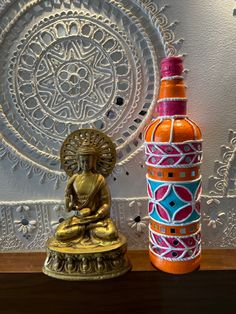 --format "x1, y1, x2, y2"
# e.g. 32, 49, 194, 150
0, 0, 235, 250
